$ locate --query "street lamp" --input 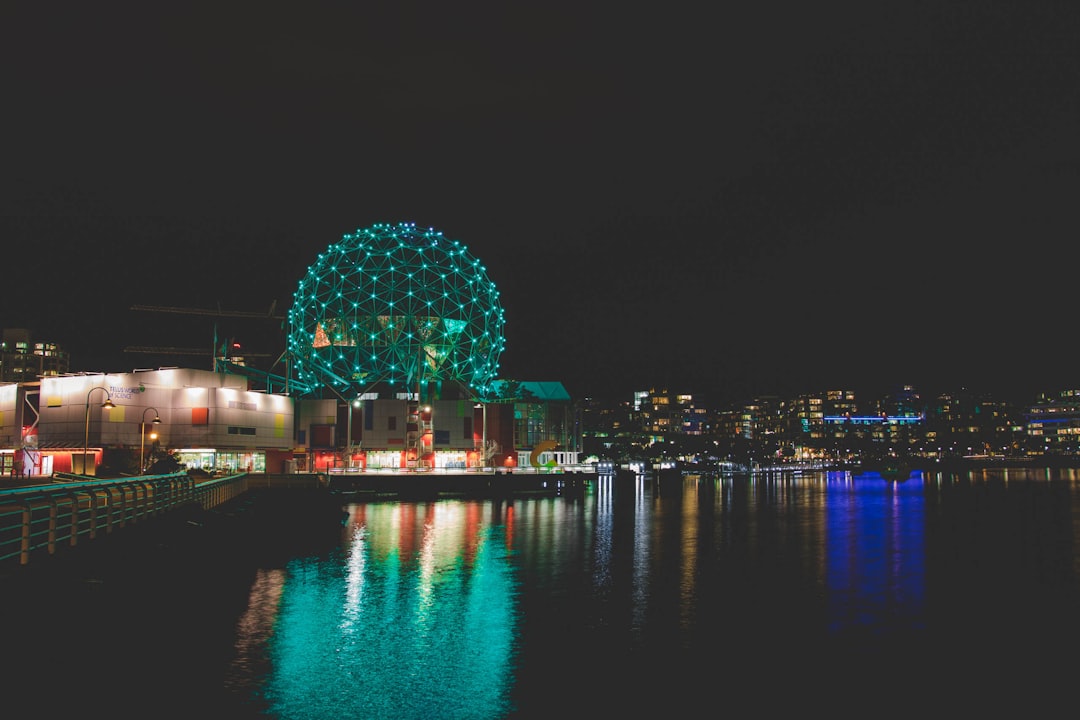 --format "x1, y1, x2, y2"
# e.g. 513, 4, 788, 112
83, 386, 115, 476
140, 407, 162, 473
422, 405, 433, 469
345, 397, 359, 469
474, 402, 487, 469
